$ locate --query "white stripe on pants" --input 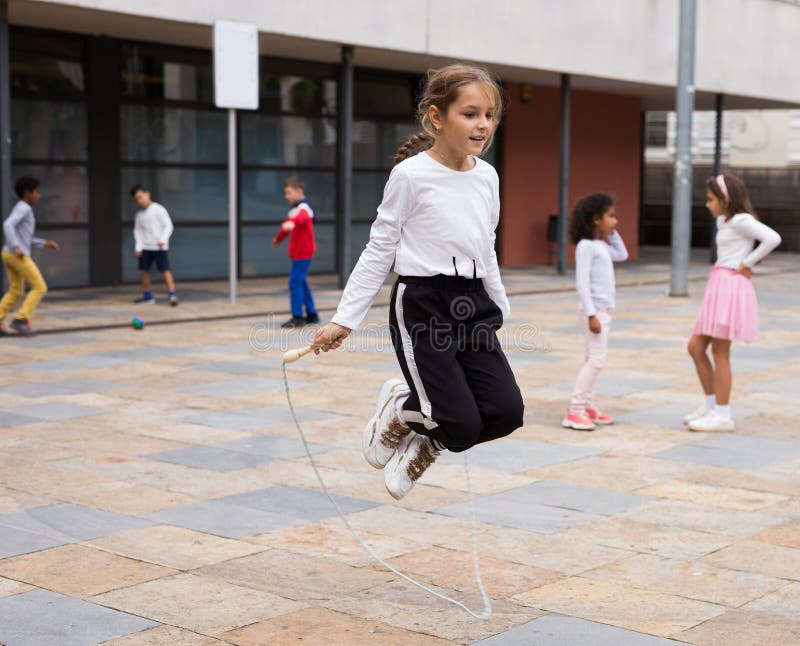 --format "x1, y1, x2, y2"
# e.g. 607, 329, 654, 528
569, 307, 612, 413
